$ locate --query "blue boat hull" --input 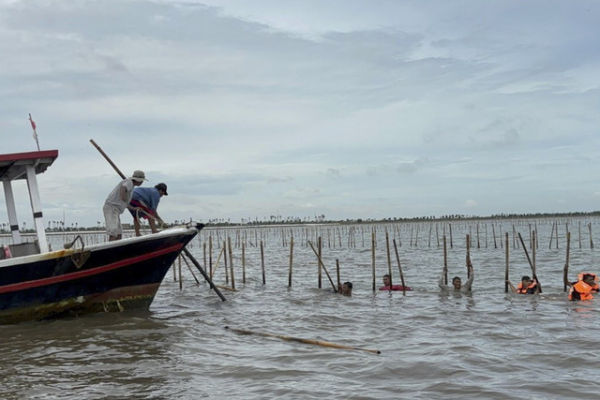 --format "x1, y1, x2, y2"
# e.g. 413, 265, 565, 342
0, 228, 198, 324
